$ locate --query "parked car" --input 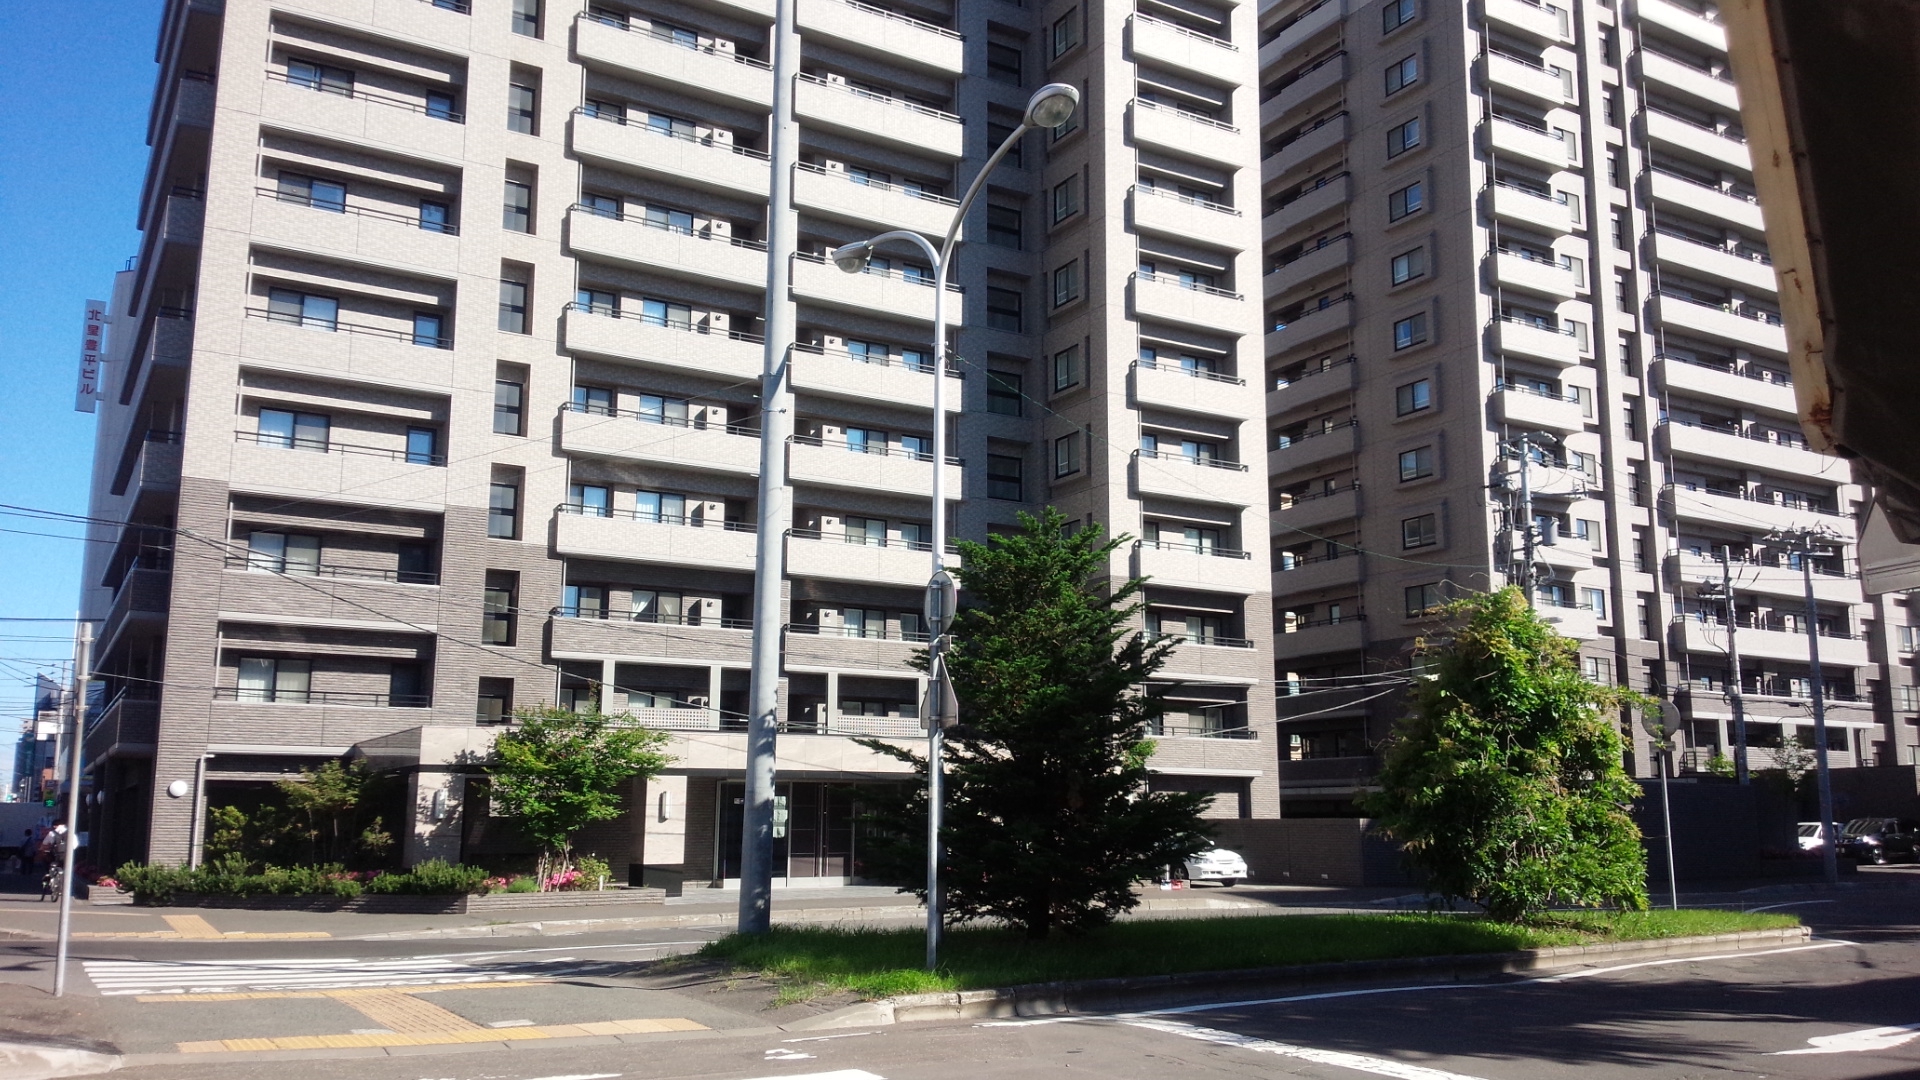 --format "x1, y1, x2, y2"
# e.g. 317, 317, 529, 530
1798, 821, 1834, 851
1837, 818, 1920, 864
1182, 848, 1249, 887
